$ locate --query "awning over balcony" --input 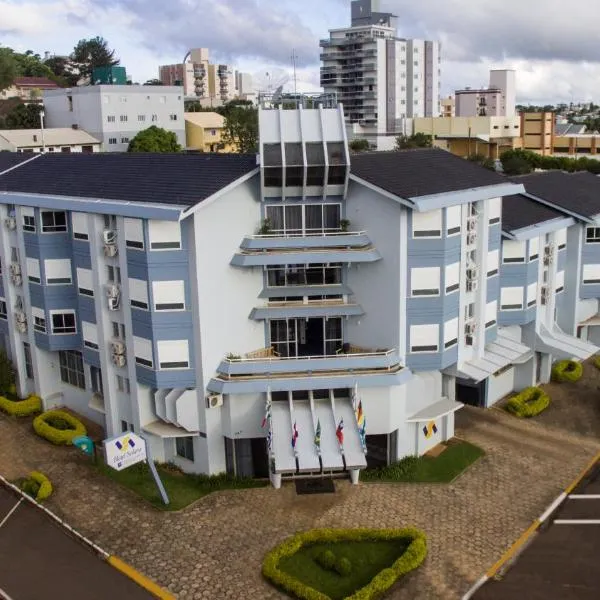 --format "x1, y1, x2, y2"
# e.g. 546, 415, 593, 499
406, 398, 464, 423
536, 324, 598, 361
